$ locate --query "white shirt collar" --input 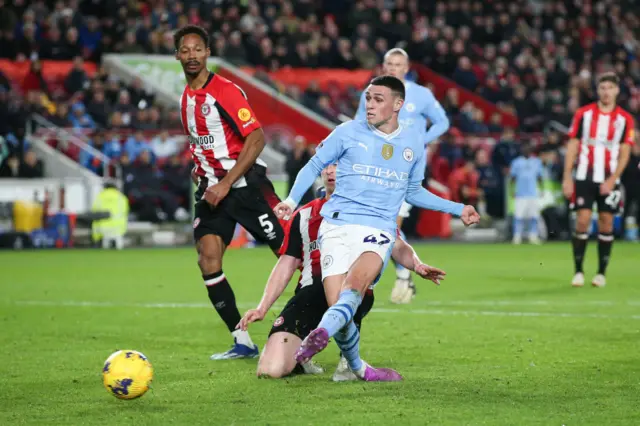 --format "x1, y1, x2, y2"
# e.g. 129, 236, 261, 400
367, 122, 403, 141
